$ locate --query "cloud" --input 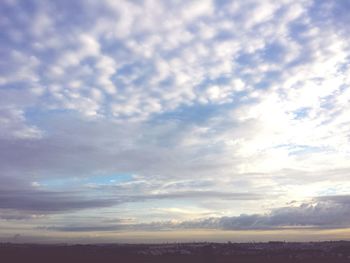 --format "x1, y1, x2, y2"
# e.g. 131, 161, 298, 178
0, 186, 263, 214
0, 110, 350, 226
0, 190, 118, 213
45, 195, 350, 232
0, 211, 39, 221
2, 0, 349, 128
0, 108, 43, 139
4, 0, 343, 120
196, 195, 350, 230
